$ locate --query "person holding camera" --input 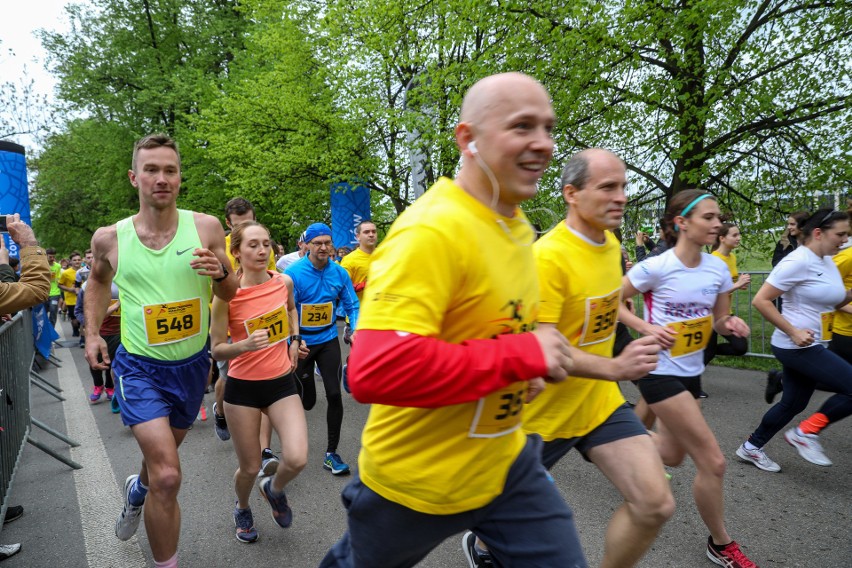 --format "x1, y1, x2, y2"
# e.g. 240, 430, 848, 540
0, 214, 50, 316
